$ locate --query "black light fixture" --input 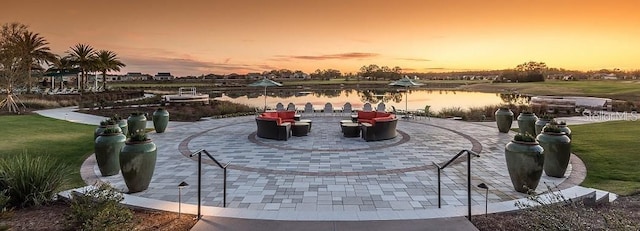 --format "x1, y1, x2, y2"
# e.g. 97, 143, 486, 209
178, 181, 189, 218
477, 183, 489, 216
